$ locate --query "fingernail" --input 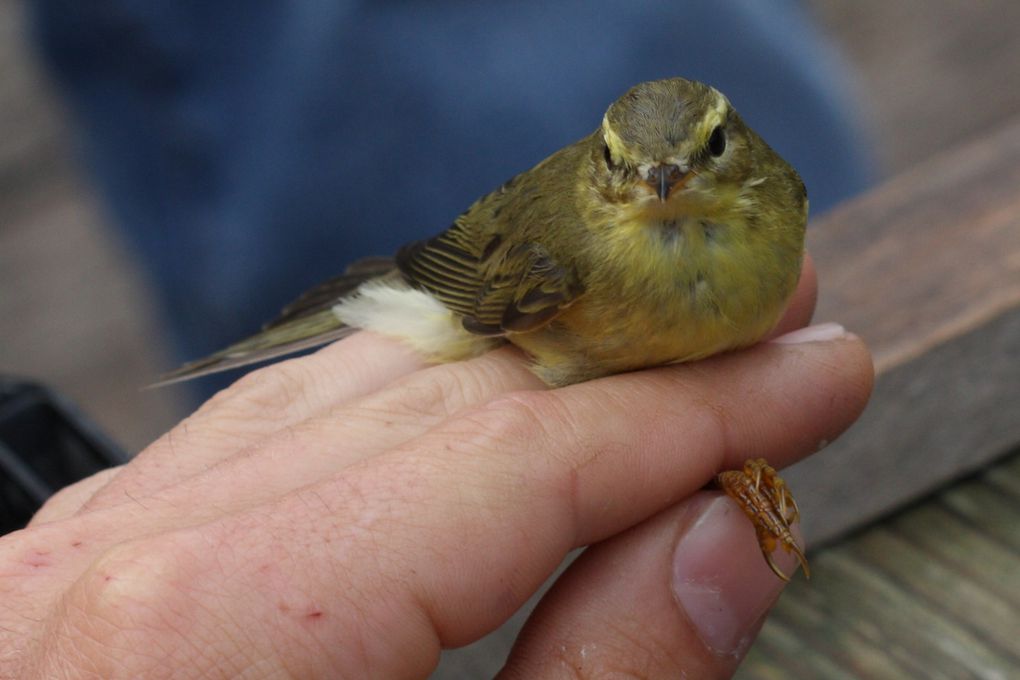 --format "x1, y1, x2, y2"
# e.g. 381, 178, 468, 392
771, 322, 847, 345
672, 494, 798, 656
